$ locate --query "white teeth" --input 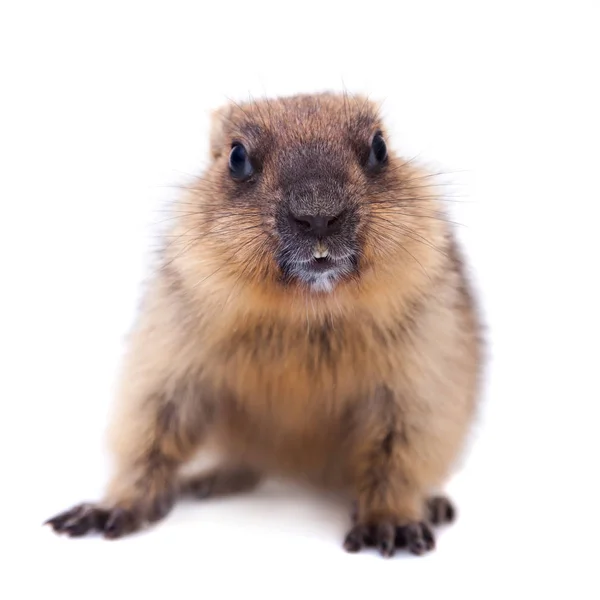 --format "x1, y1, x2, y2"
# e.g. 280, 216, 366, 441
313, 246, 329, 259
